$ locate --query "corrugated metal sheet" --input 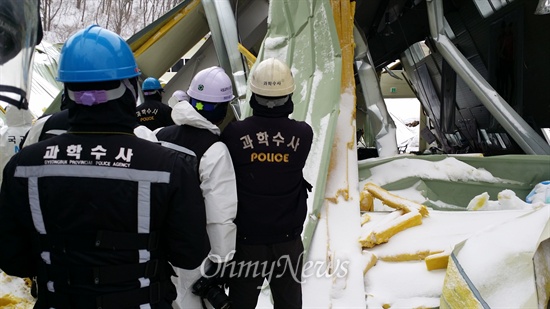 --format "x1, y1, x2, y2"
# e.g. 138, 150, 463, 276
29, 41, 62, 117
